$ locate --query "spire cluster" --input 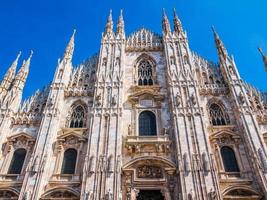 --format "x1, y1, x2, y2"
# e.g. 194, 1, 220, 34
162, 8, 185, 36
103, 9, 125, 37
0, 51, 33, 91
